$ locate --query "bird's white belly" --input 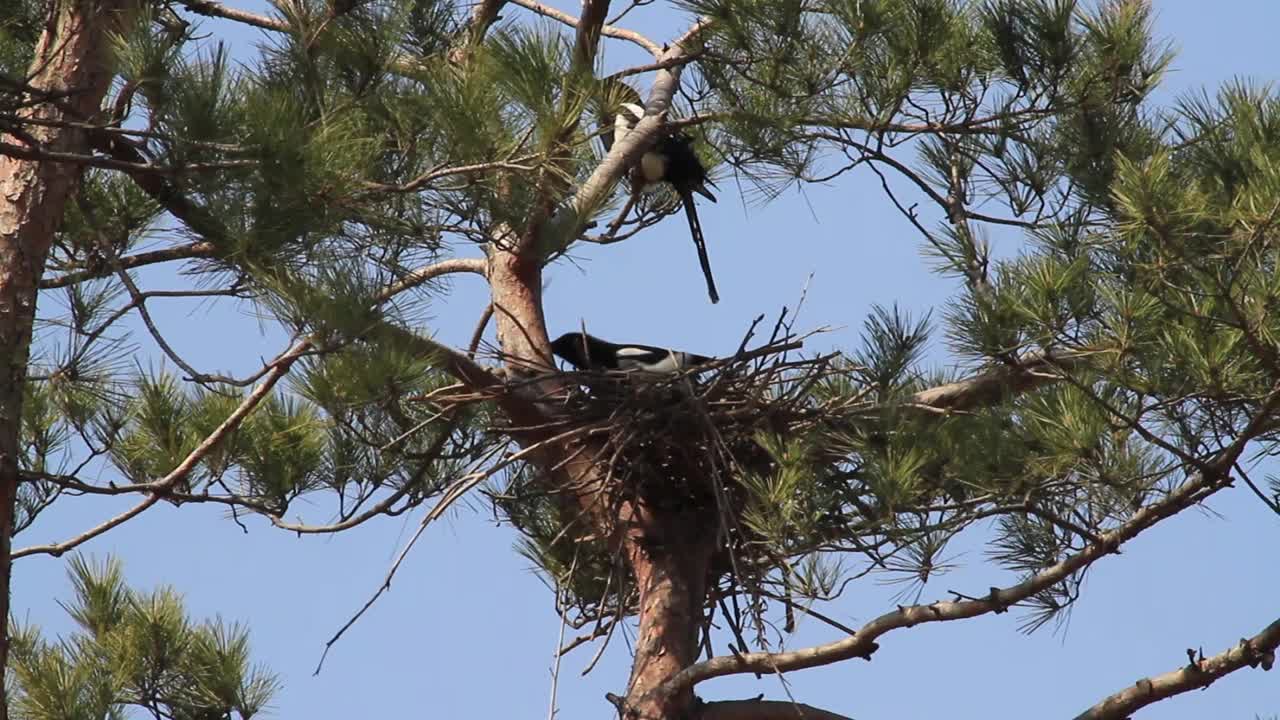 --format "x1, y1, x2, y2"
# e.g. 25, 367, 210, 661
640, 152, 667, 185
